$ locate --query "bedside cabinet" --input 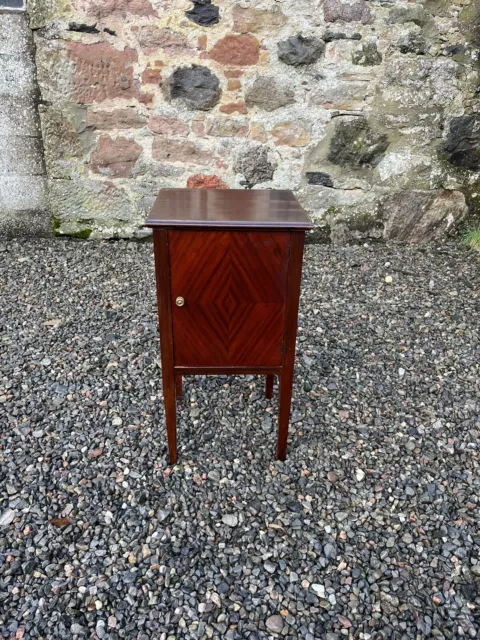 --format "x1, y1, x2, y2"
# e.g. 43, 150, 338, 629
145, 188, 313, 463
